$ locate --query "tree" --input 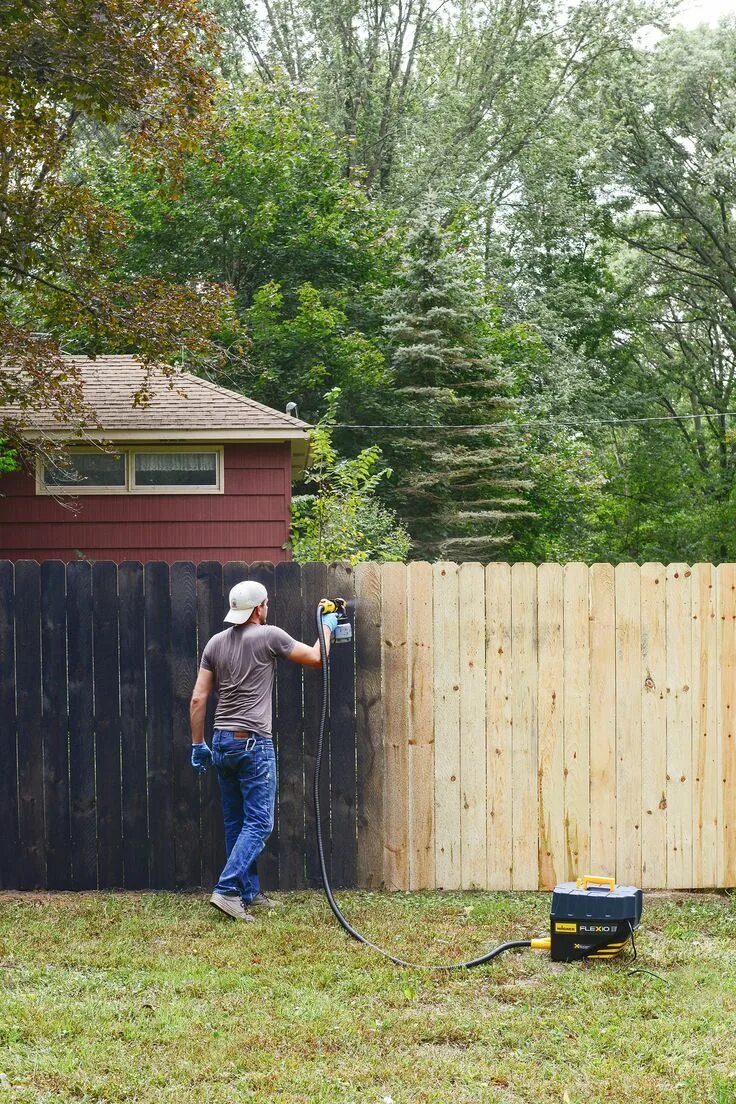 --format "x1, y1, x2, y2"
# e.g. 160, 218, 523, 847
244, 281, 388, 423
89, 82, 396, 422
512, 19, 736, 563
598, 23, 736, 557
0, 0, 233, 452
473, 15, 736, 563
290, 389, 410, 563
213, 0, 662, 204
380, 205, 536, 560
